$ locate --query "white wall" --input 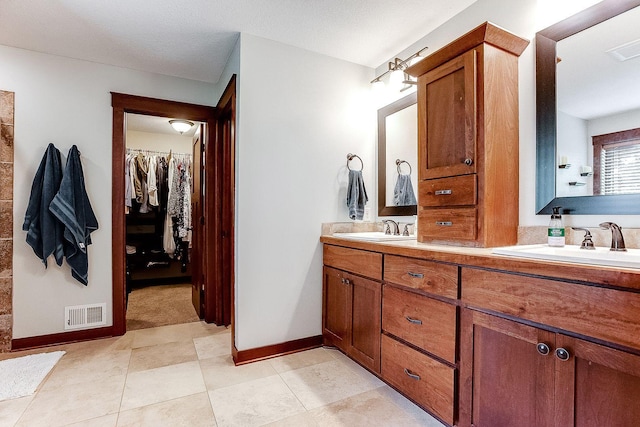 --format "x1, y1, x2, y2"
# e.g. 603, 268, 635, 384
234, 34, 374, 350
2, 44, 215, 338
557, 111, 591, 197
